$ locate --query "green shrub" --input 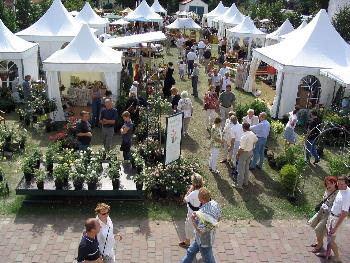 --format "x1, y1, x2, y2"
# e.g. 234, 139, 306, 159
275, 154, 288, 170
270, 120, 284, 138
328, 154, 350, 176
235, 99, 270, 123
280, 164, 299, 193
